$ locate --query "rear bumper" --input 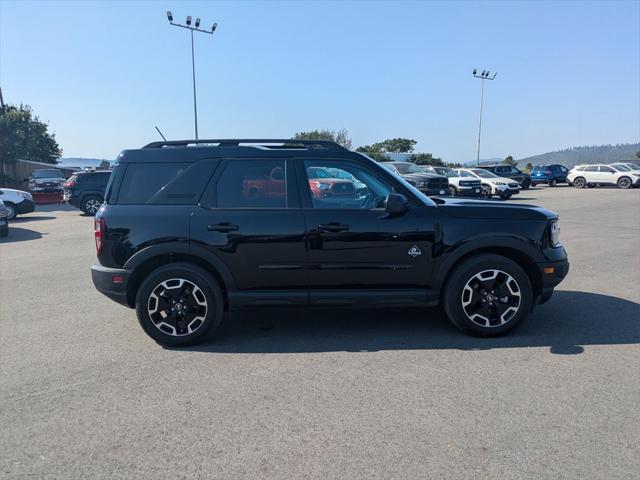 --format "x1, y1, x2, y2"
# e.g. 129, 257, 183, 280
91, 263, 131, 307
16, 199, 36, 214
